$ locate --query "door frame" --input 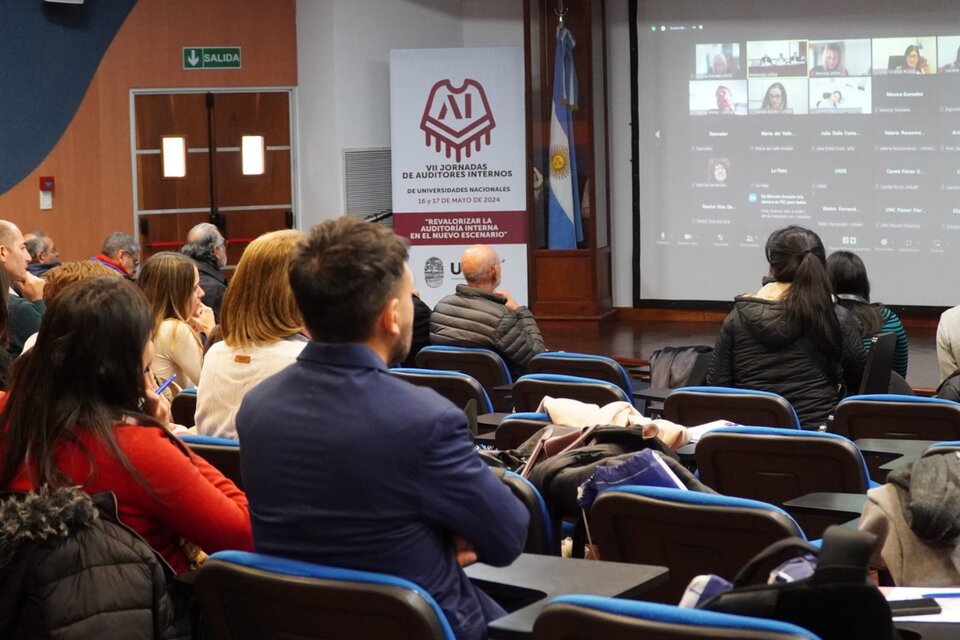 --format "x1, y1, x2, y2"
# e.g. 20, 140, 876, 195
128, 86, 300, 250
